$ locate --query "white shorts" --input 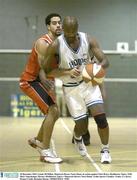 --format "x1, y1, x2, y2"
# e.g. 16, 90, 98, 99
63, 81, 103, 121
